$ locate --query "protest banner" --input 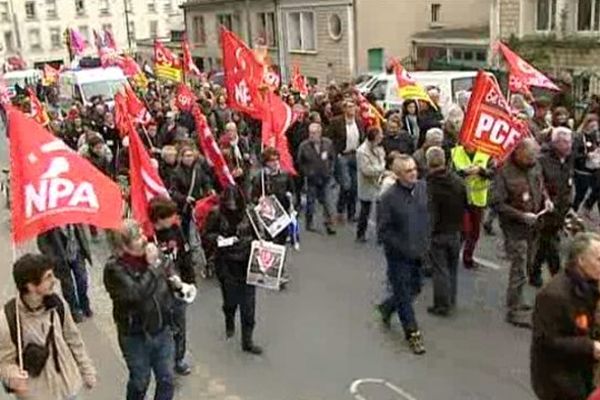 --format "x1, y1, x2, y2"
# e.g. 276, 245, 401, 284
246, 240, 286, 290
